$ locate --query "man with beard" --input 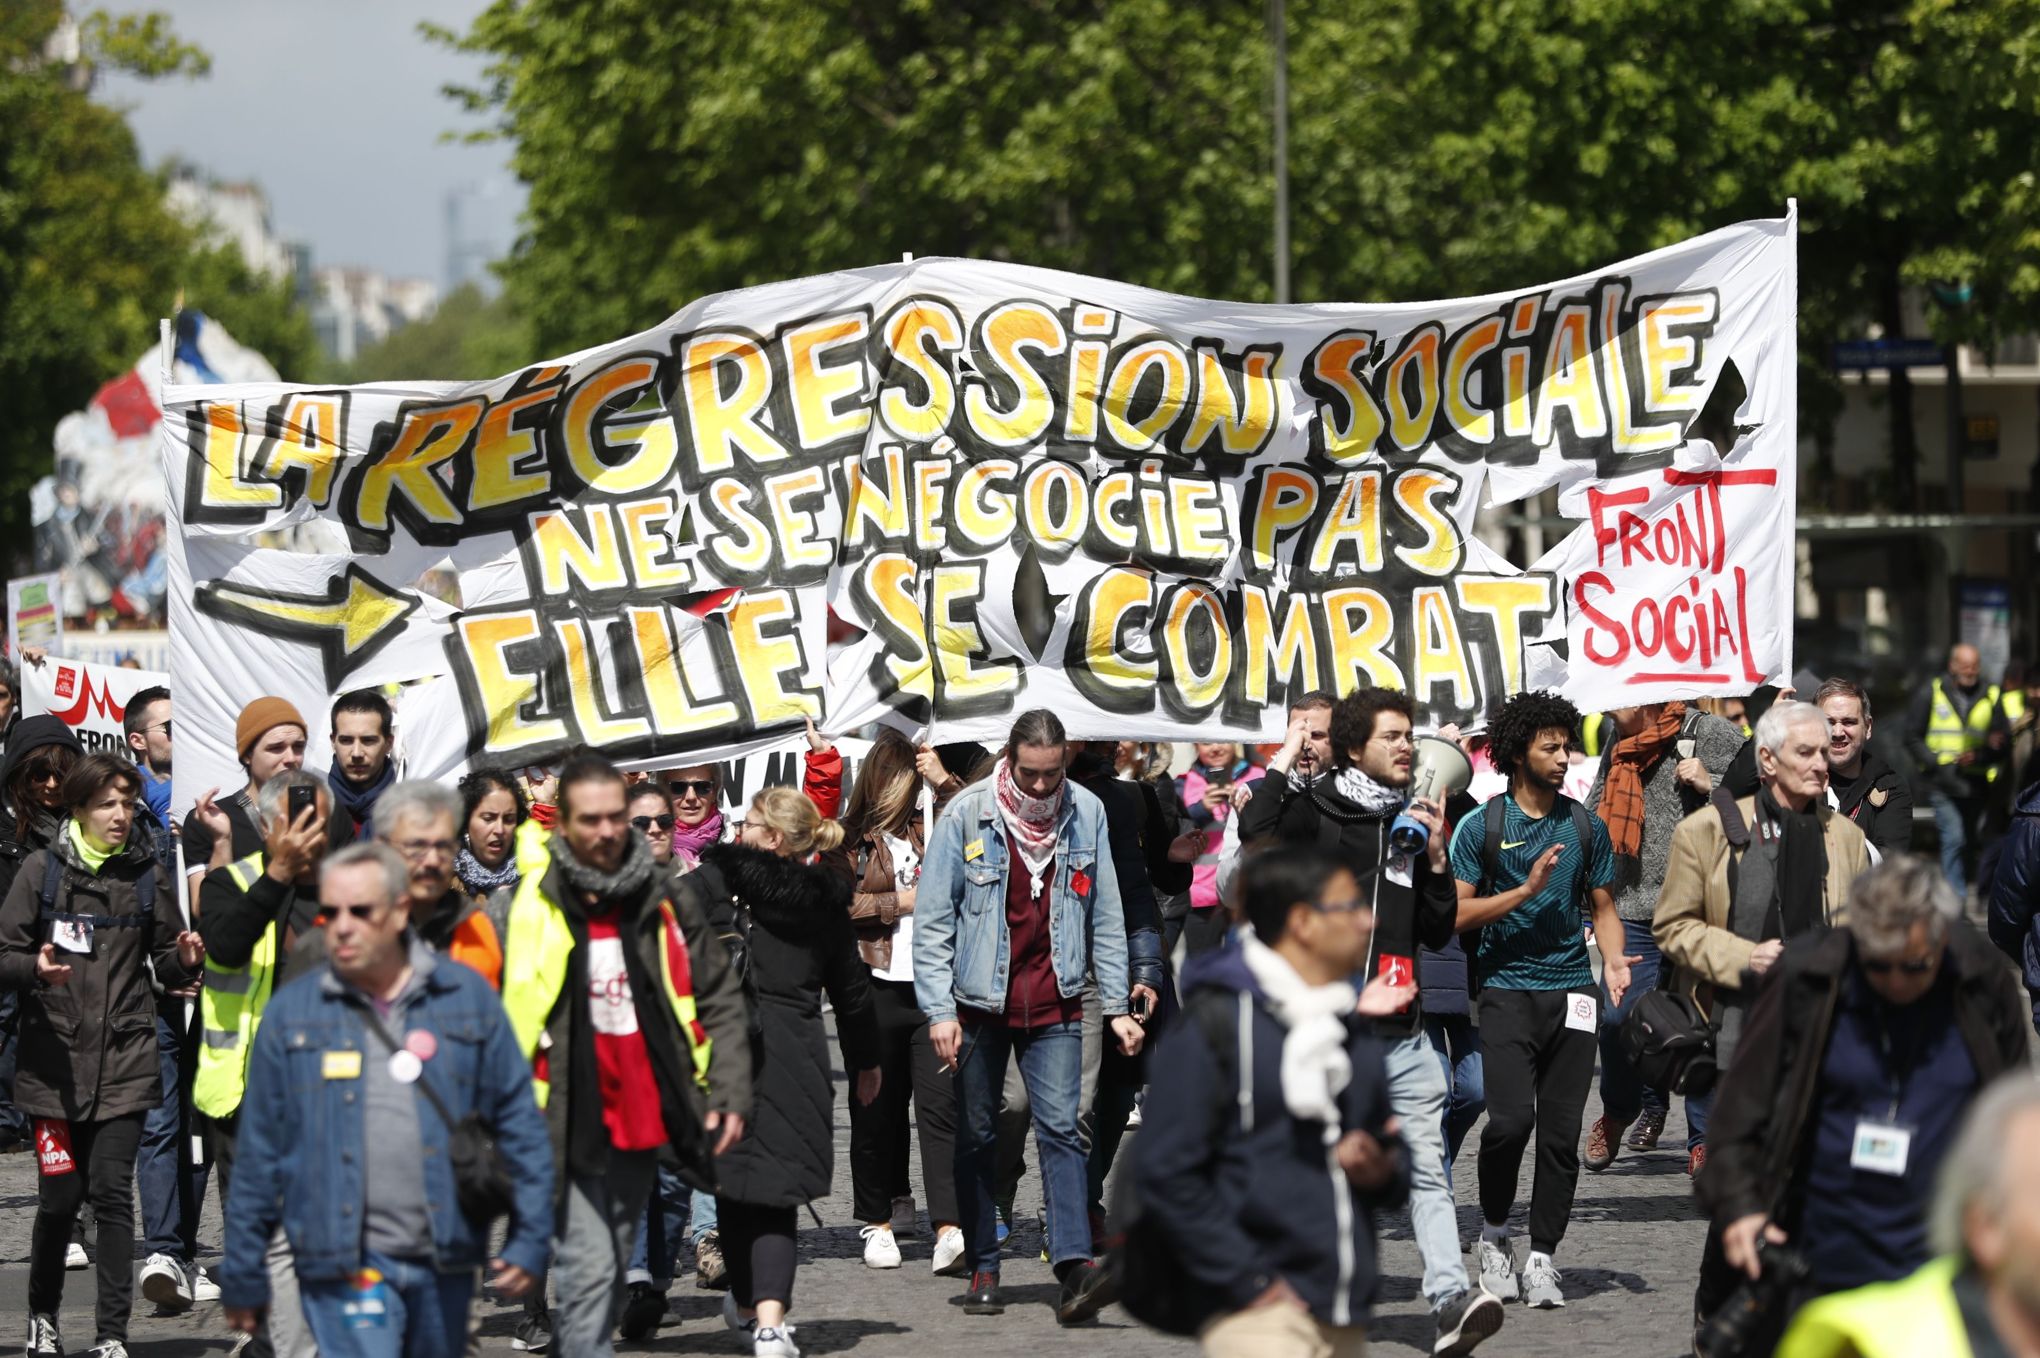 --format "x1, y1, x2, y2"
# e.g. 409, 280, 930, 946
1451, 691, 1635, 1314
496, 752, 751, 1358
1817, 678, 1913, 860
327, 689, 398, 842
1239, 687, 1504, 1355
